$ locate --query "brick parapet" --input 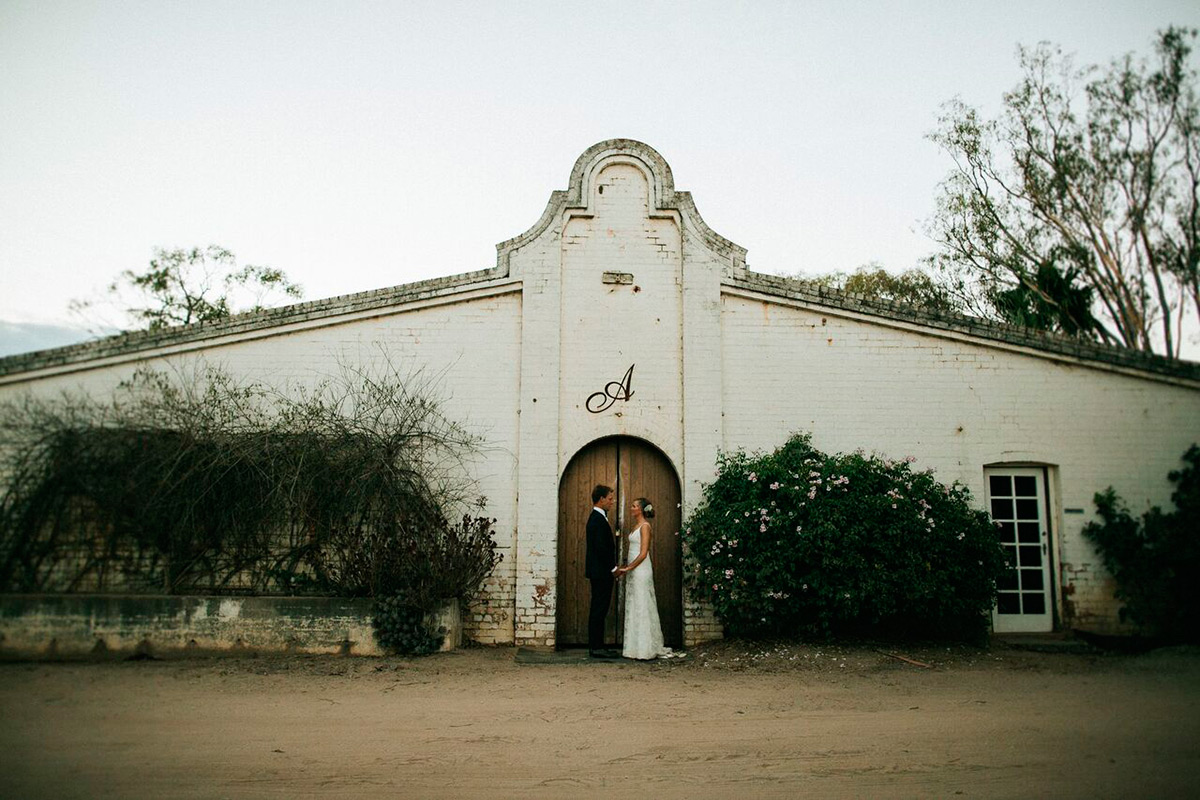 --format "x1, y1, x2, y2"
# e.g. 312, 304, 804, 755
726, 273, 1200, 385
0, 267, 511, 380
6, 234, 1195, 389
